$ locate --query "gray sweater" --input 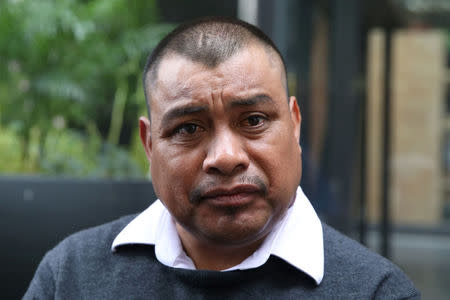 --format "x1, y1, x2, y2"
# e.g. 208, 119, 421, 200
24, 215, 420, 299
